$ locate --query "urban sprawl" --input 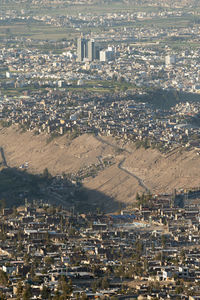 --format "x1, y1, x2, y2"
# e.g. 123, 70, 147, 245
2, 6, 200, 152
1, 1, 200, 299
